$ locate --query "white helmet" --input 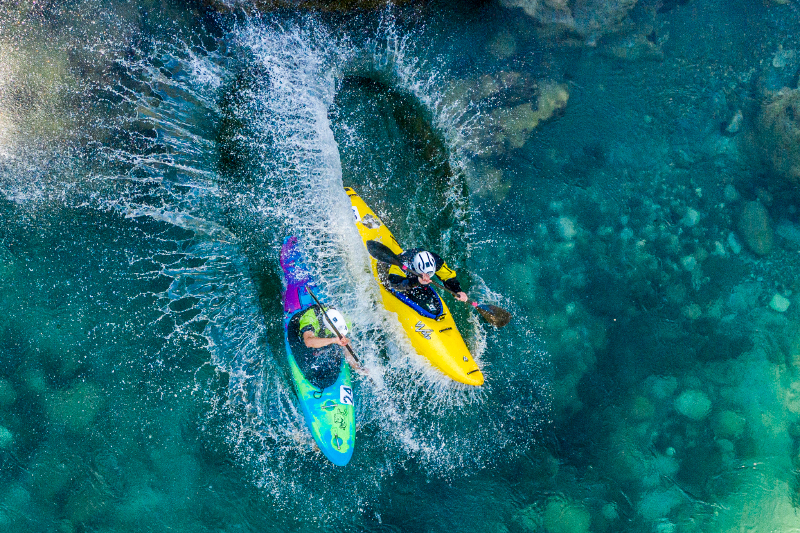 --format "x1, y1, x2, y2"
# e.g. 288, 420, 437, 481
322, 309, 348, 336
413, 251, 437, 275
